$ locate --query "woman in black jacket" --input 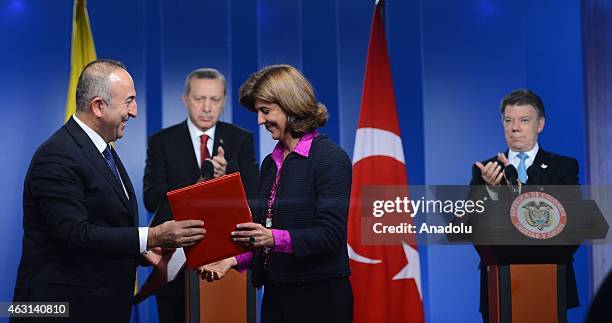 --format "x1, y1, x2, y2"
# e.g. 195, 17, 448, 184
202, 64, 353, 323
